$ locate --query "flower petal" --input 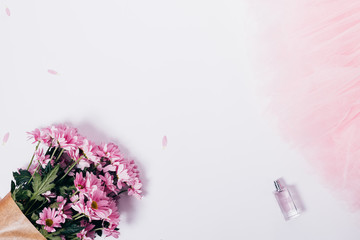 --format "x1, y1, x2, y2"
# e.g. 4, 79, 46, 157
2, 132, 9, 145
5, 7, 10, 17
162, 135, 167, 149
47, 69, 58, 75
